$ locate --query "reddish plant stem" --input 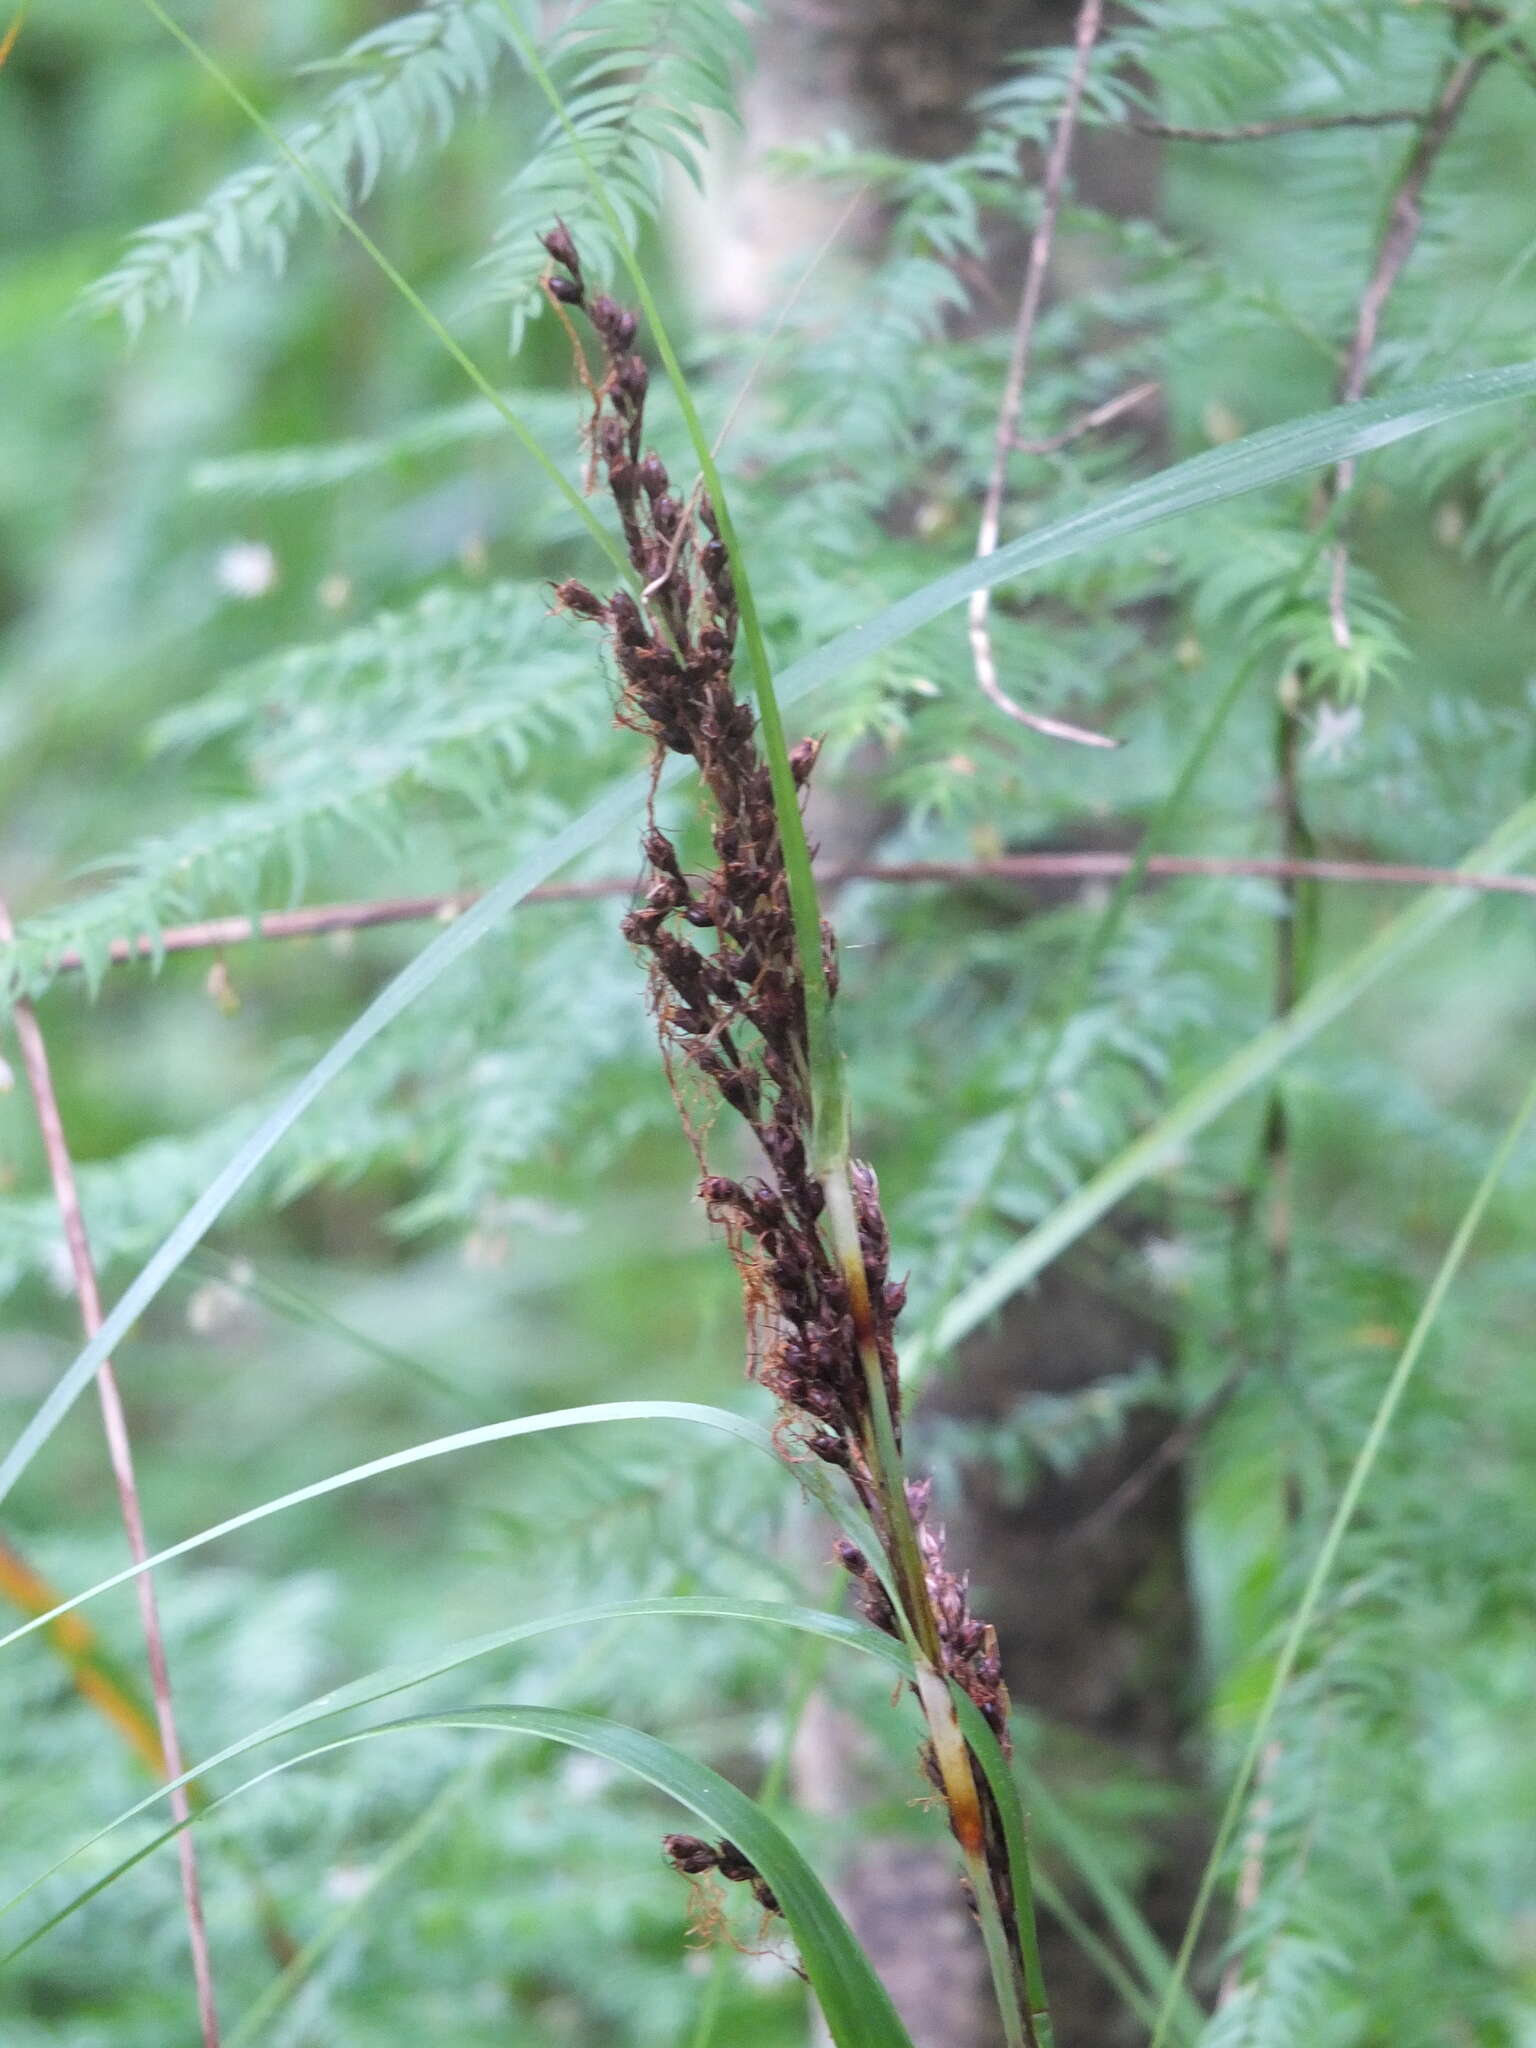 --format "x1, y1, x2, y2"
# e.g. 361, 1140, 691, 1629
1326, 50, 1494, 643
0, 900, 221, 2048
969, 0, 1115, 749
21, 849, 1536, 982
1263, 709, 1314, 1390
